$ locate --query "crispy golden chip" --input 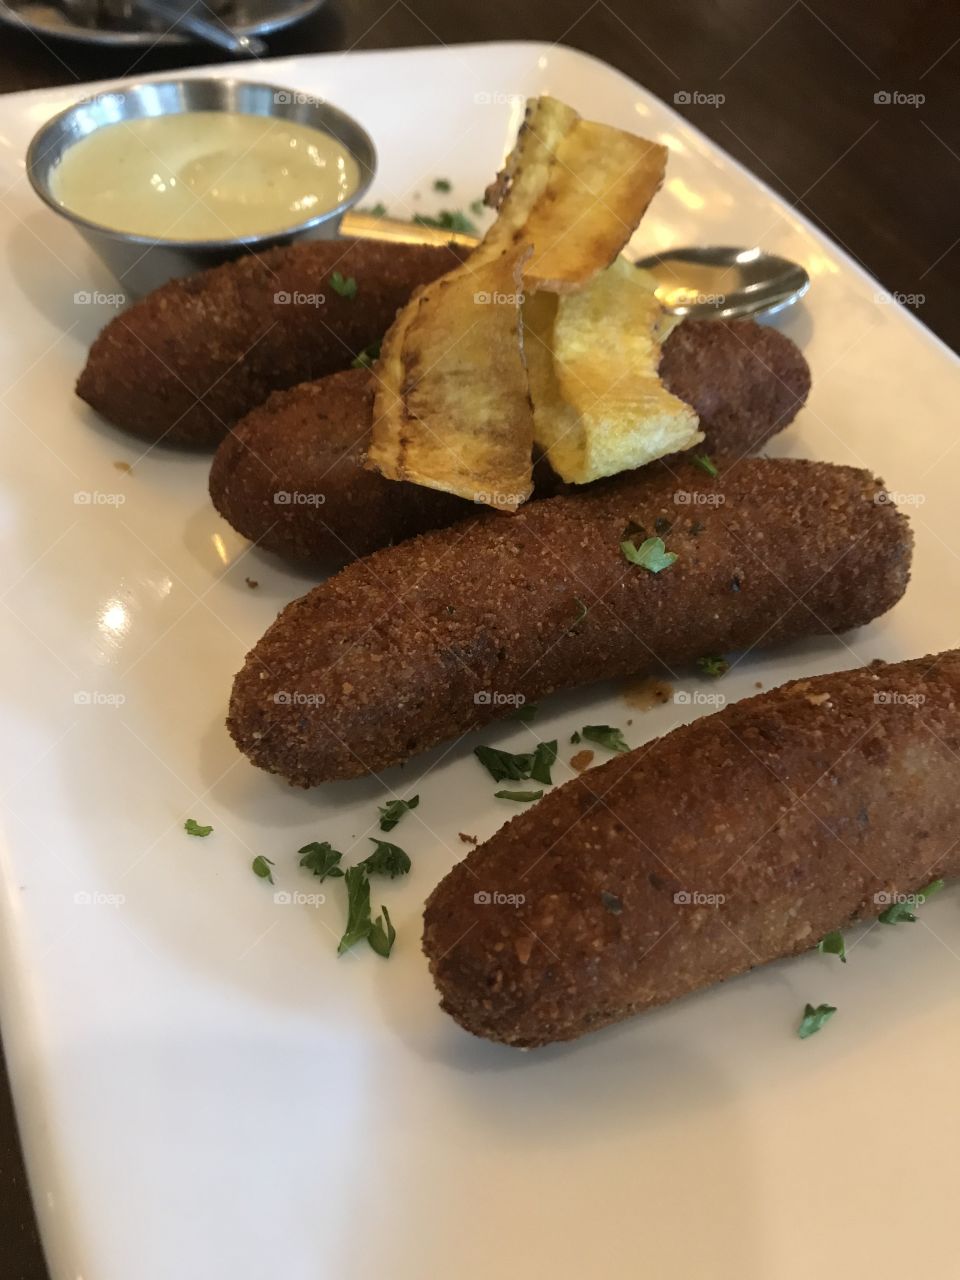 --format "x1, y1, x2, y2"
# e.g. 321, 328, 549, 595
525, 257, 702, 484
483, 97, 668, 292
367, 247, 534, 511
367, 96, 674, 508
